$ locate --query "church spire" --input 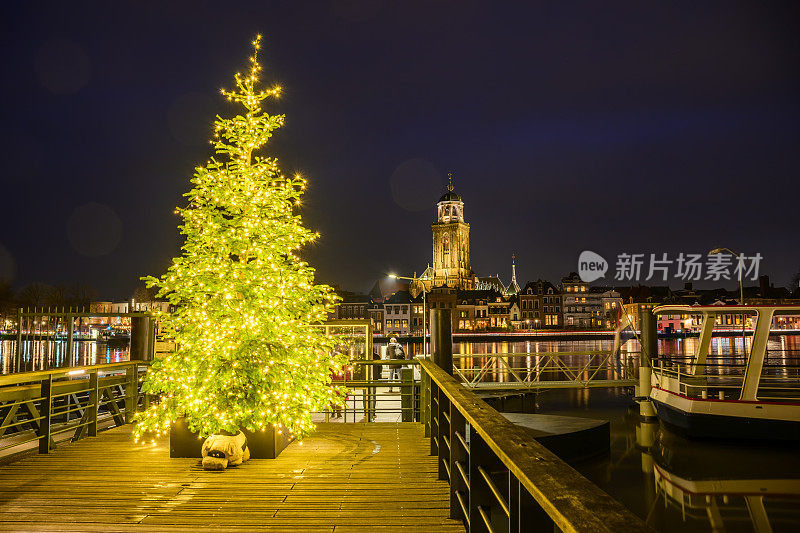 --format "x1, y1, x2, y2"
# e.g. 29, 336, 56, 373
508, 254, 520, 294
447, 171, 454, 192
